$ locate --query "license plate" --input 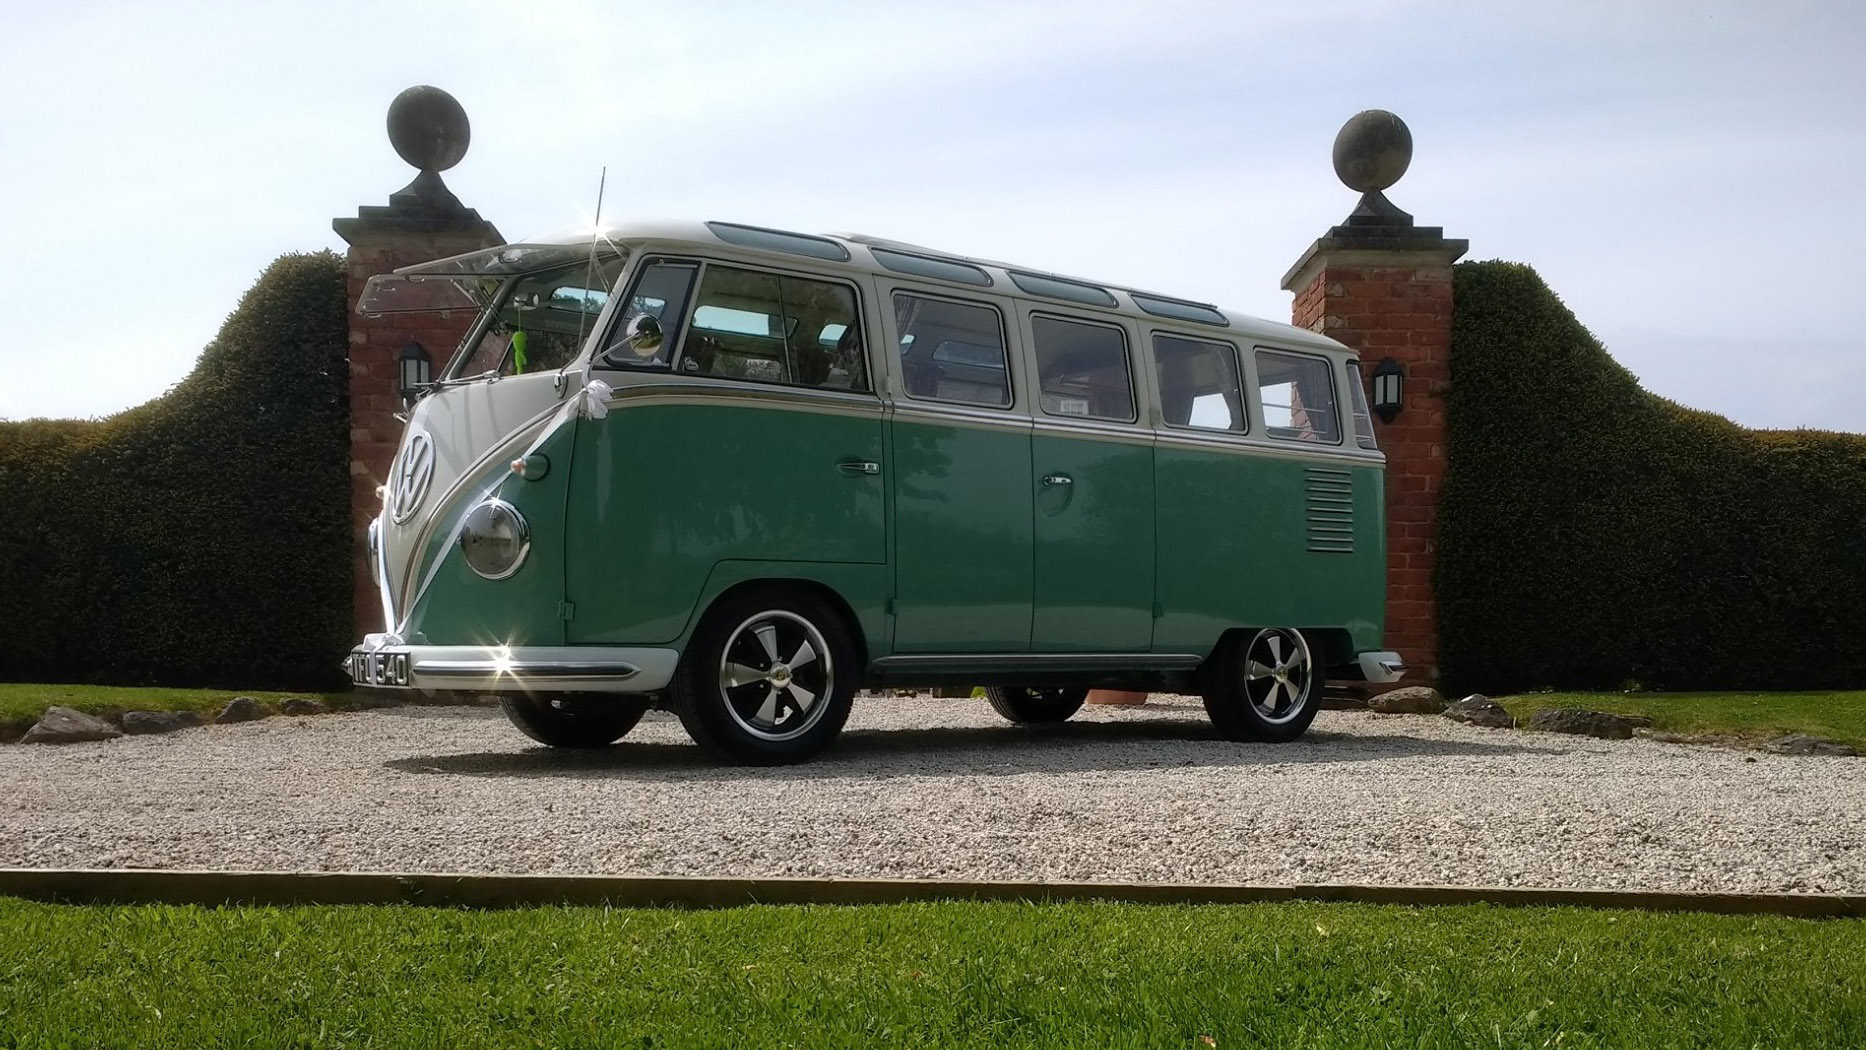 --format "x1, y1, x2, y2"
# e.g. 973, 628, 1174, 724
348, 649, 410, 687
